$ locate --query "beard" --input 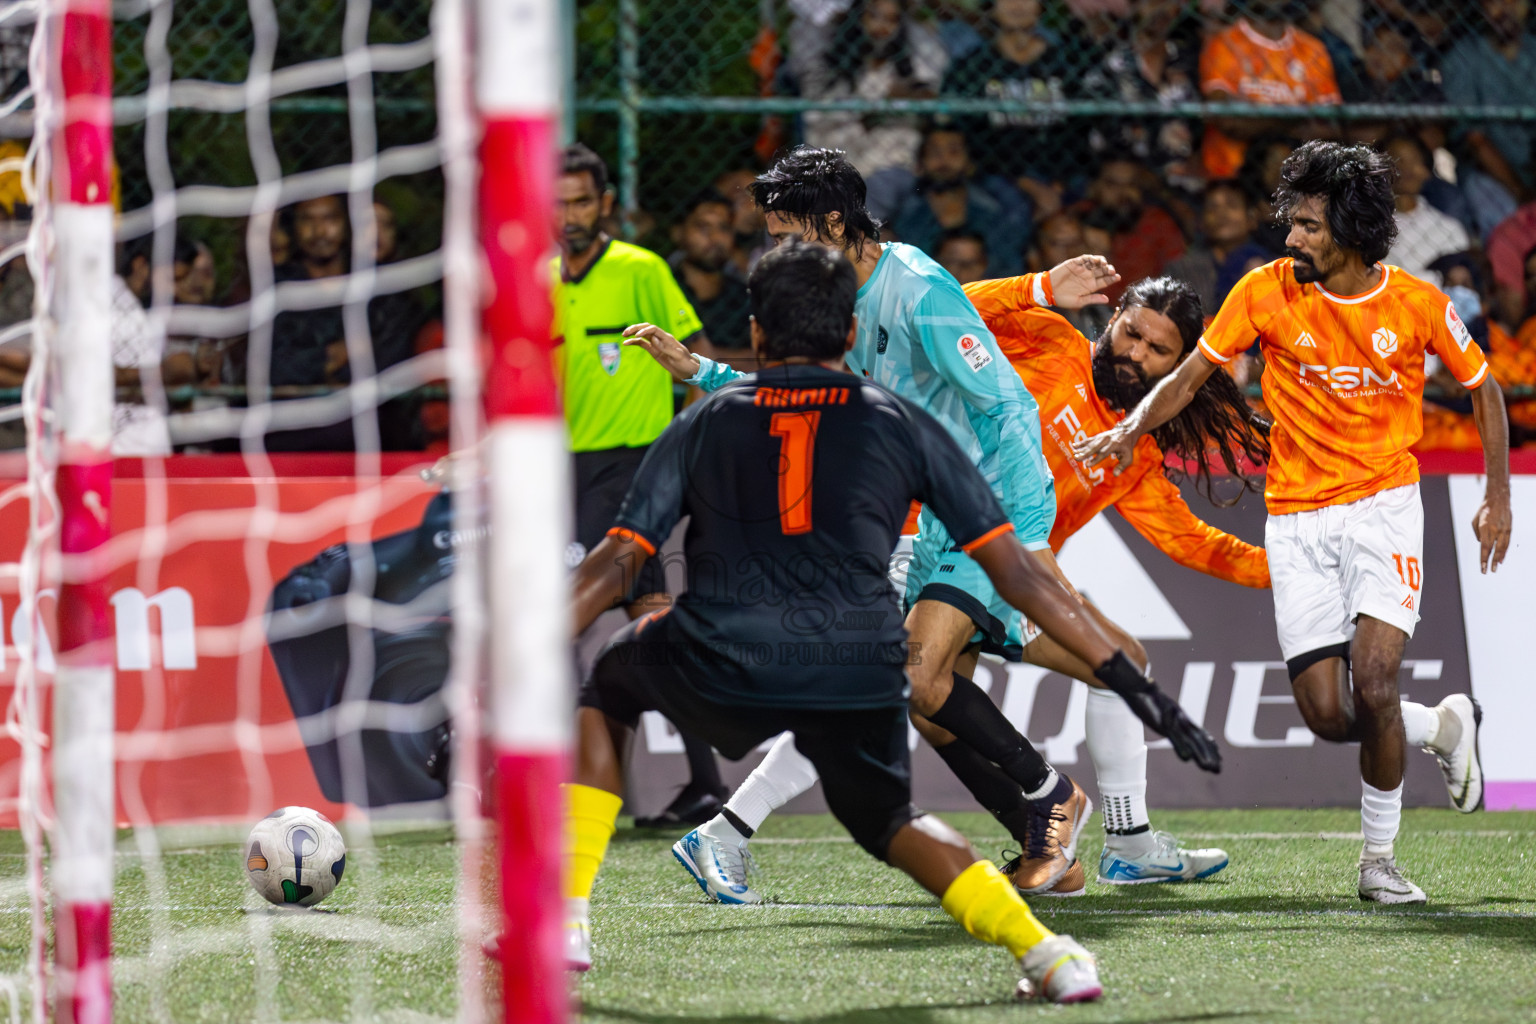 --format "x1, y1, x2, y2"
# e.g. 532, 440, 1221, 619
919, 174, 967, 194
685, 248, 730, 272
1287, 248, 1323, 283
1091, 329, 1153, 413
1097, 204, 1141, 235
563, 224, 601, 255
